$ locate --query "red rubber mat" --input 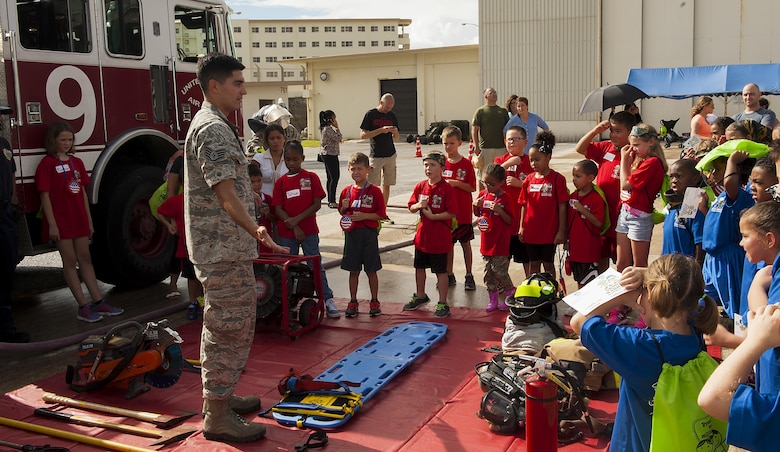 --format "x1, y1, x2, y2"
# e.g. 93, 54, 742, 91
0, 301, 617, 451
